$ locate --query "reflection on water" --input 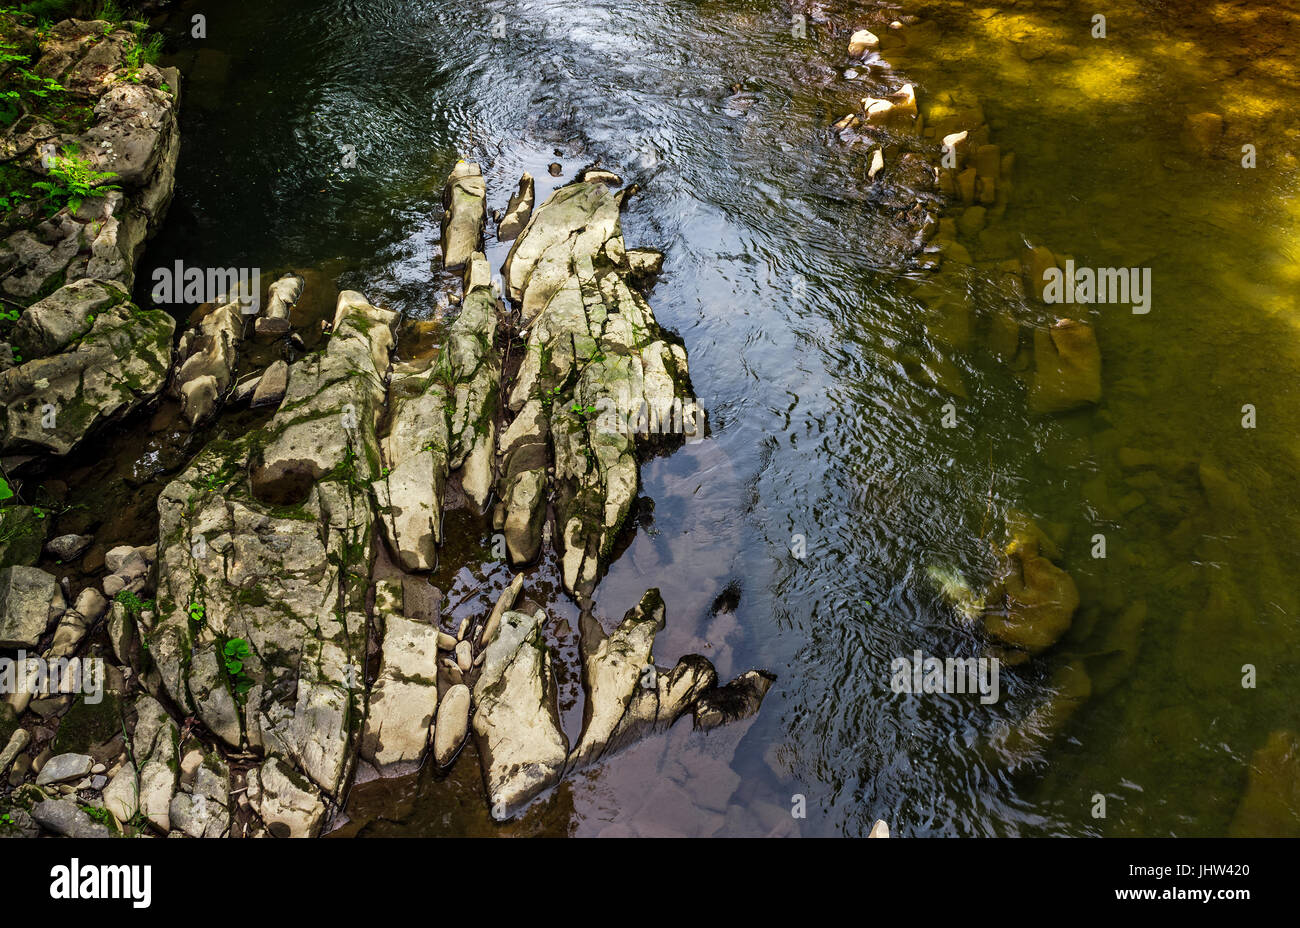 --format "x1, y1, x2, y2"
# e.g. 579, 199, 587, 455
128, 0, 1300, 835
